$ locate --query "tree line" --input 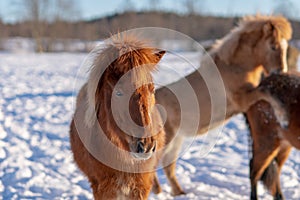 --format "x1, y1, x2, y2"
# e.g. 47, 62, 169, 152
0, 0, 300, 52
